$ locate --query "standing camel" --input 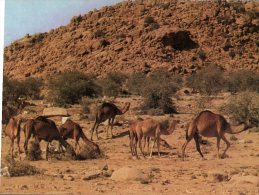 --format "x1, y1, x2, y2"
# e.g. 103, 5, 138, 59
23, 116, 76, 160
134, 118, 179, 158
129, 118, 144, 156
90, 102, 130, 140
5, 117, 23, 159
2, 100, 30, 124
182, 110, 253, 160
59, 119, 100, 154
